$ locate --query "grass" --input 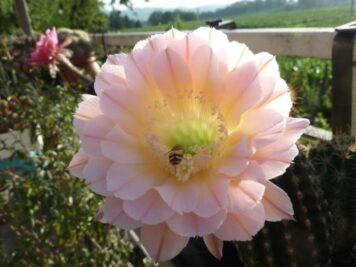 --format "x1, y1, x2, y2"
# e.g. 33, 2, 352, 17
121, 5, 356, 32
